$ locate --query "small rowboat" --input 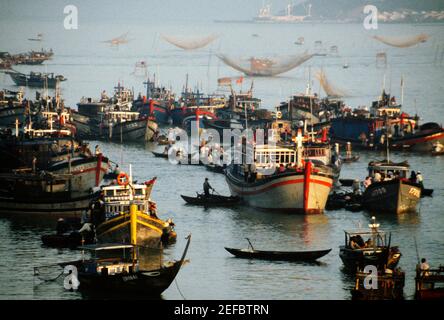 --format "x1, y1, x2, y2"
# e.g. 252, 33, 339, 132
205, 163, 225, 174
151, 151, 168, 159
181, 193, 240, 206
225, 247, 332, 261
342, 155, 360, 163
225, 238, 331, 261
422, 188, 433, 197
